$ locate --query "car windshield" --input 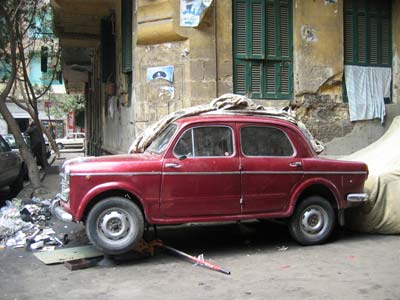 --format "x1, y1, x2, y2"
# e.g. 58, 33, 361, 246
145, 123, 177, 154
